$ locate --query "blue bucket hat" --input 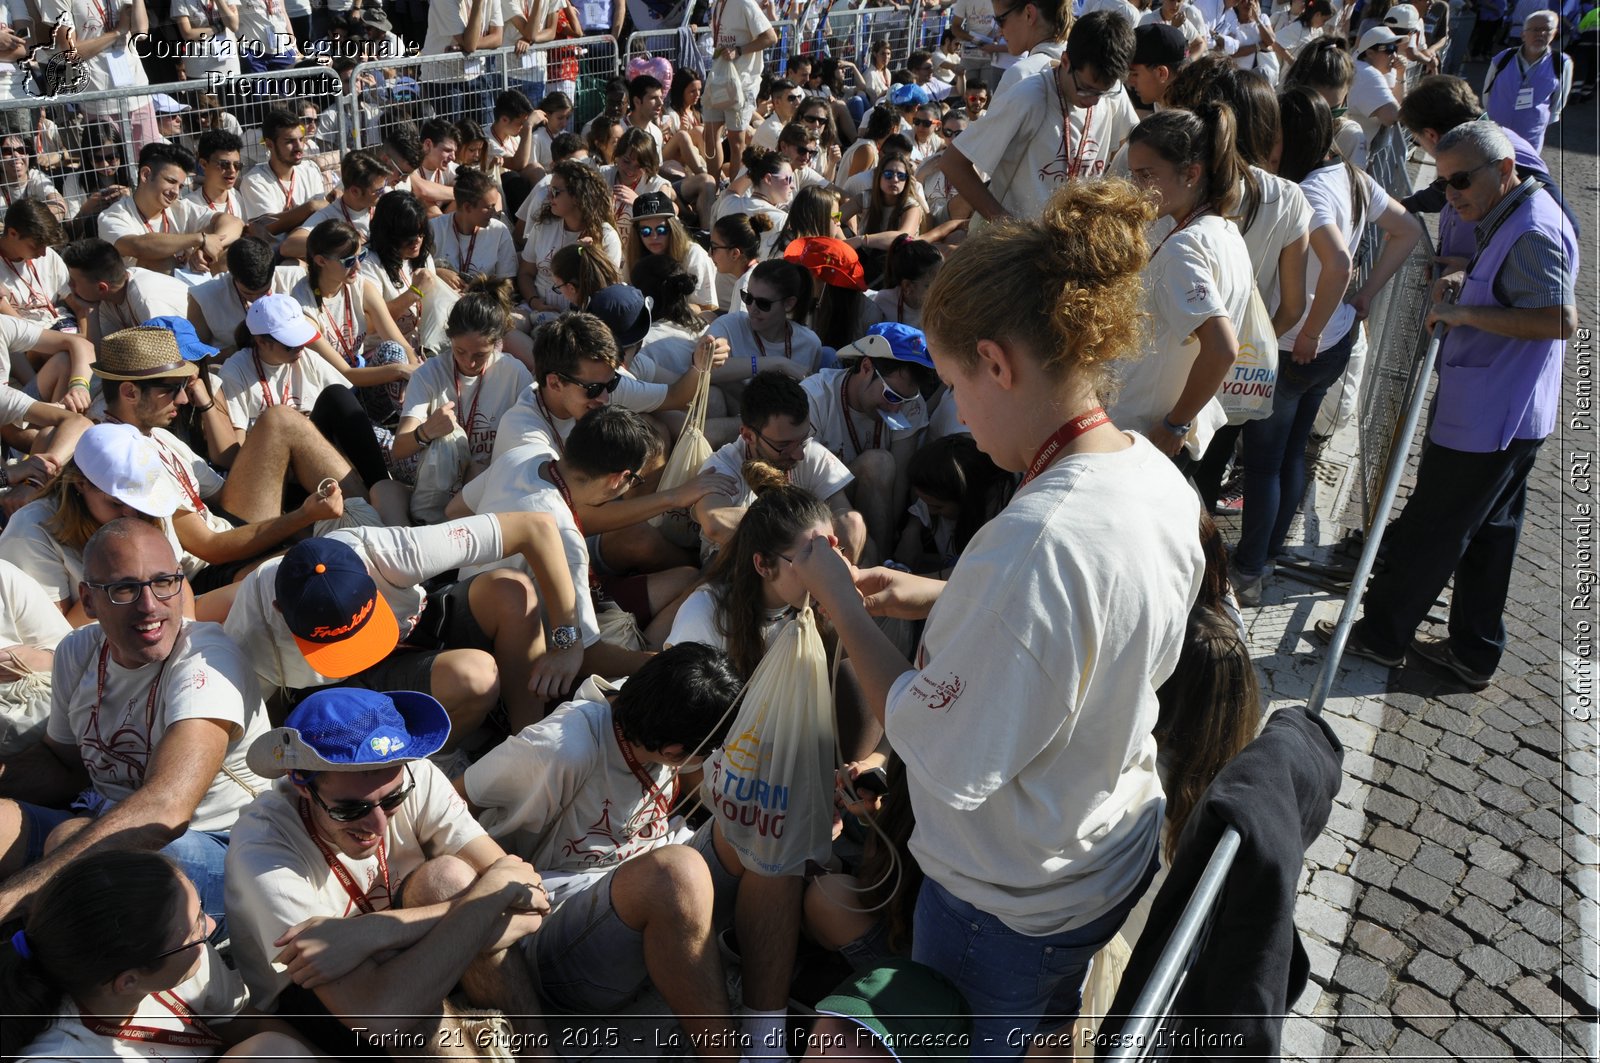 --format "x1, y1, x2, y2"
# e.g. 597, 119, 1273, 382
144, 316, 220, 363
889, 82, 930, 107
247, 687, 451, 778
